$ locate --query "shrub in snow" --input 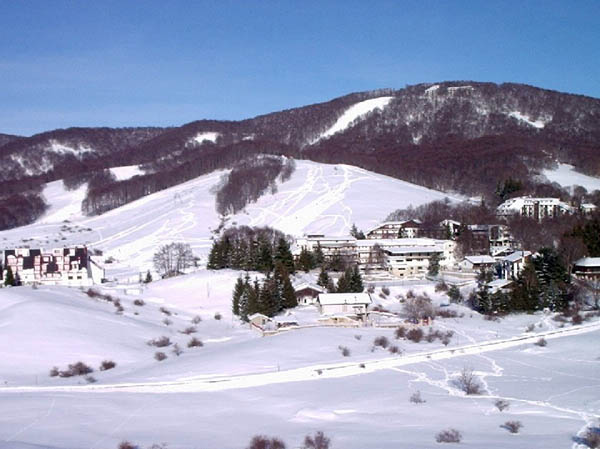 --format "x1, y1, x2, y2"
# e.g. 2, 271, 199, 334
403, 295, 435, 322
338, 346, 351, 357
373, 336, 389, 349
367, 284, 375, 294
501, 421, 523, 434
435, 281, 448, 292
388, 345, 401, 354
494, 399, 510, 411
118, 441, 139, 449
359, 363, 365, 368
214, 312, 222, 320
99, 360, 116, 371
395, 326, 407, 339
572, 313, 583, 325
85, 375, 97, 384
381, 286, 391, 296
410, 390, 426, 404
535, 338, 547, 347
437, 309, 458, 319
406, 328, 424, 343
133, 299, 145, 306
583, 426, 600, 448
59, 362, 93, 377
49, 366, 59, 377
302, 431, 330, 449
187, 337, 203, 348
172, 343, 183, 356
191, 315, 202, 324
406, 289, 415, 299
159, 307, 171, 316
180, 326, 197, 335
354, 334, 362, 340
435, 429, 462, 443
147, 336, 171, 347
154, 352, 167, 361
246, 435, 286, 449
455, 367, 483, 395
162, 318, 172, 326
525, 323, 535, 332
